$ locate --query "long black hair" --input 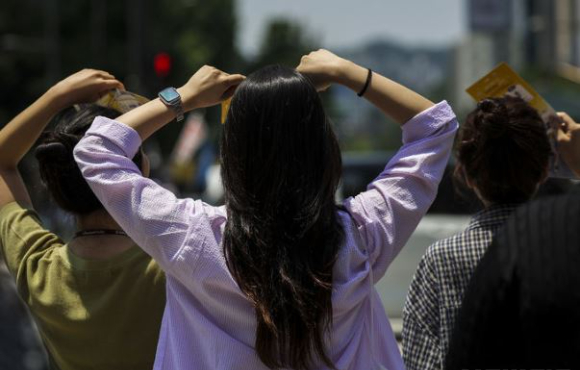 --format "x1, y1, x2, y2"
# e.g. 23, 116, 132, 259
220, 65, 343, 369
35, 104, 143, 215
